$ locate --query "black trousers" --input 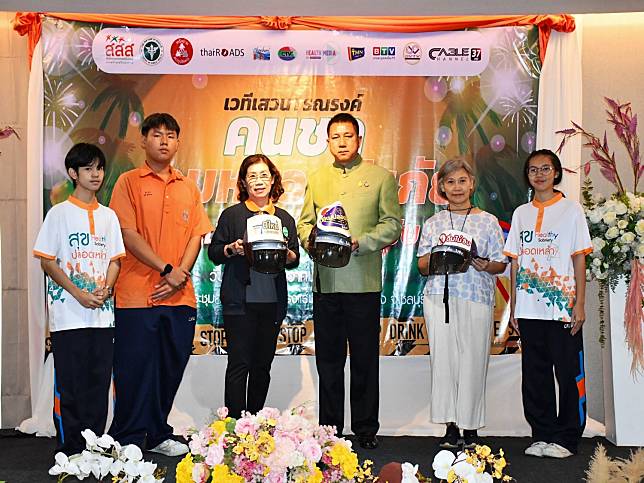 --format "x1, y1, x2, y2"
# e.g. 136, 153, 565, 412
313, 292, 381, 437
223, 303, 280, 418
519, 318, 586, 453
109, 305, 195, 449
51, 327, 114, 456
